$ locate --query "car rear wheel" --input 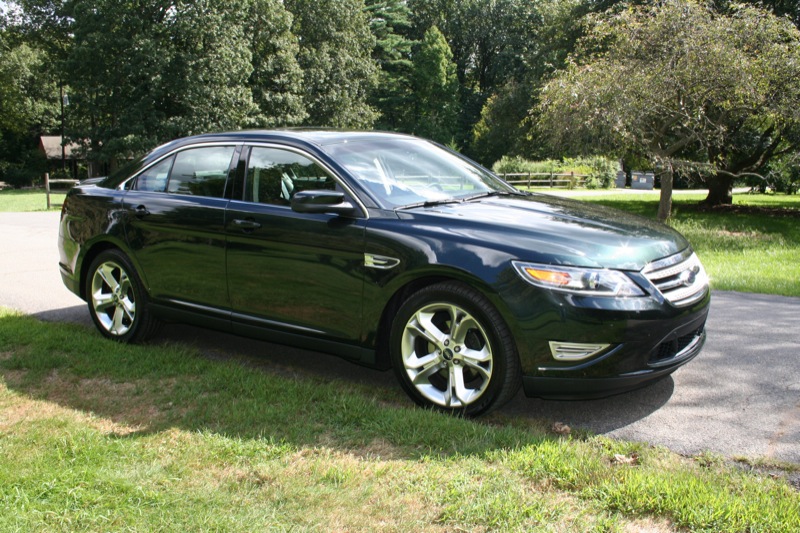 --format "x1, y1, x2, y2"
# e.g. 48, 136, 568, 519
86, 249, 160, 343
390, 281, 521, 416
